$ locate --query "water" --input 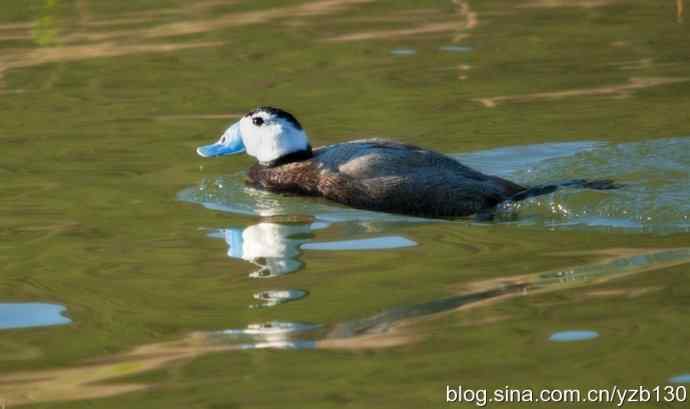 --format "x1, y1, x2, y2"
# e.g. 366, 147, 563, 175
0, 303, 71, 330
463, 138, 690, 232
2, 0, 690, 408
548, 330, 599, 342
